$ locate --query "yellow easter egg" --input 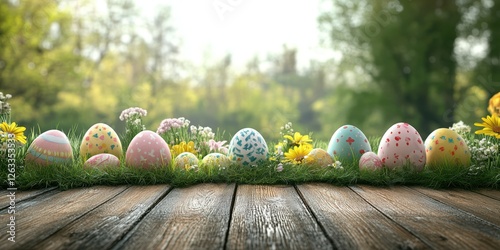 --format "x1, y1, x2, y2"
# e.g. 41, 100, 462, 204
80, 123, 123, 161
424, 128, 471, 167
305, 148, 333, 167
